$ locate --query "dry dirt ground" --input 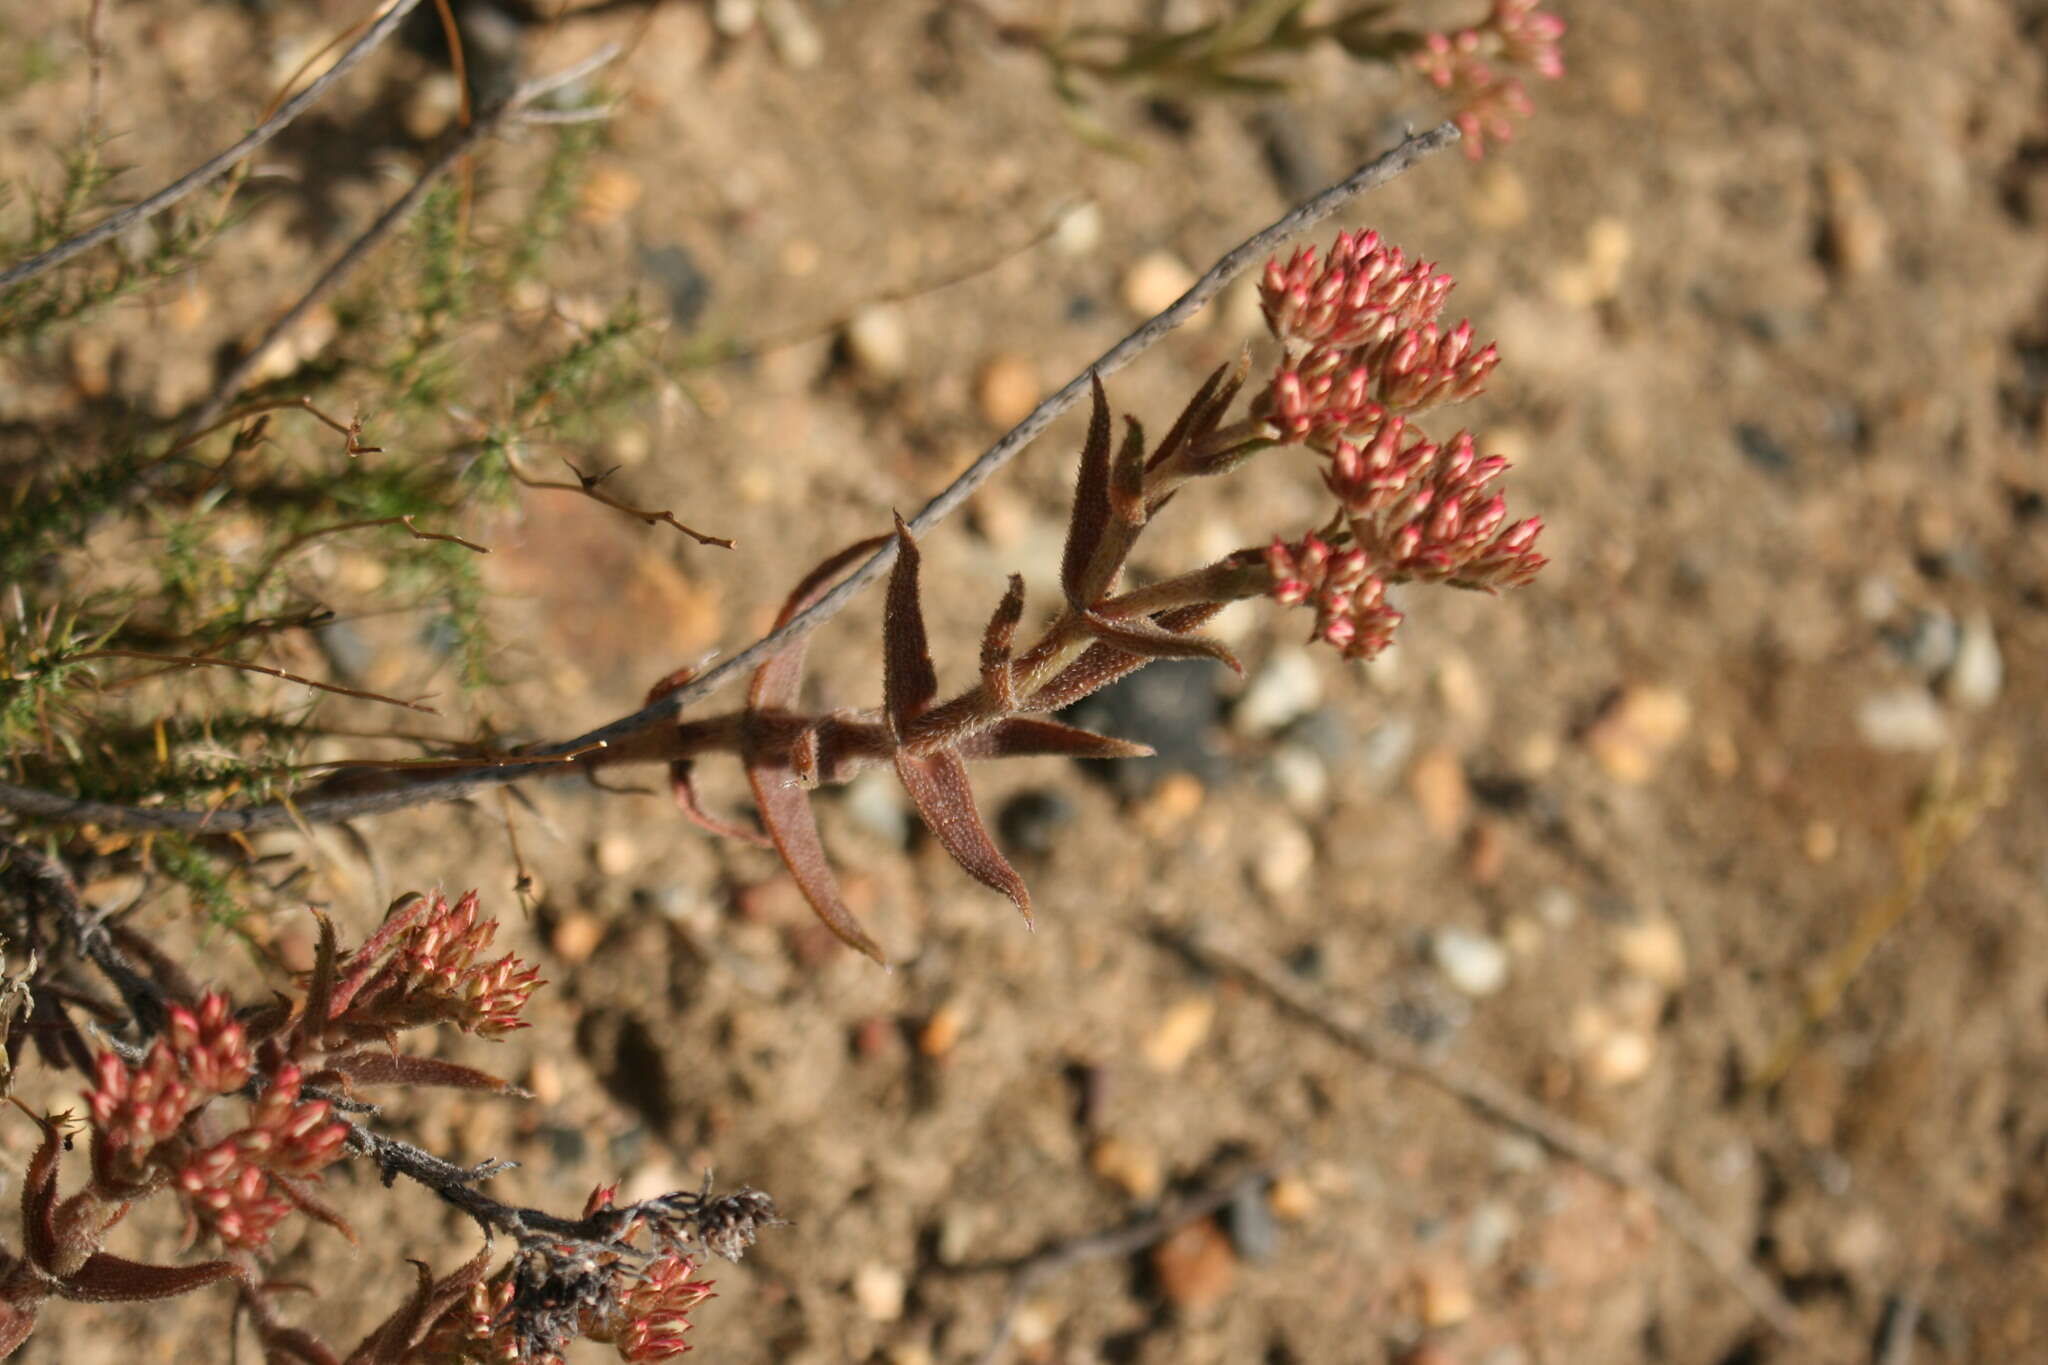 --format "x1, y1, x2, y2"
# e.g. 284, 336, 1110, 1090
4, 2, 2048, 1363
